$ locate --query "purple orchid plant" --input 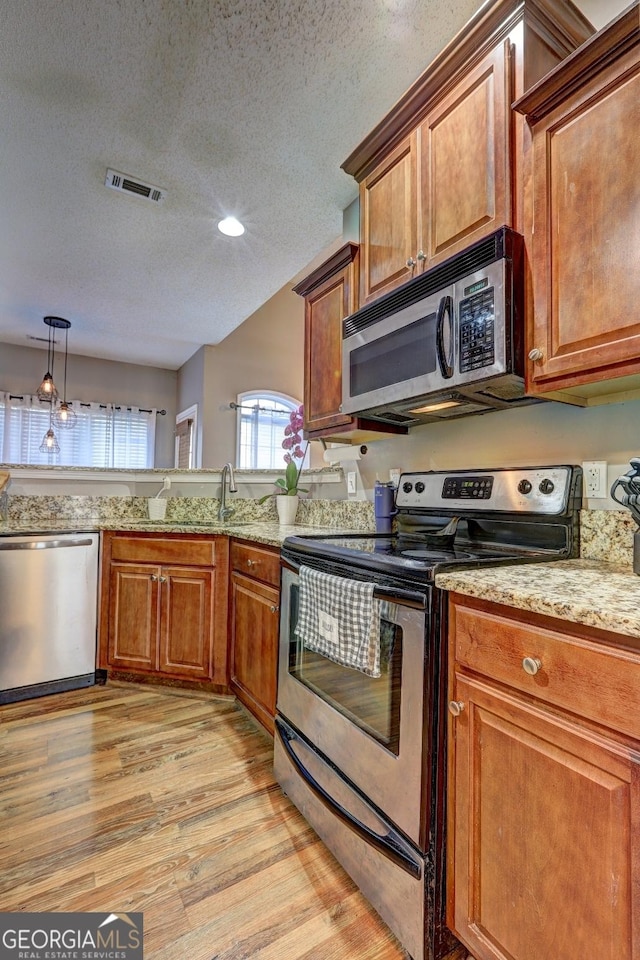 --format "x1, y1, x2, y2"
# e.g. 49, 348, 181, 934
259, 404, 309, 502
